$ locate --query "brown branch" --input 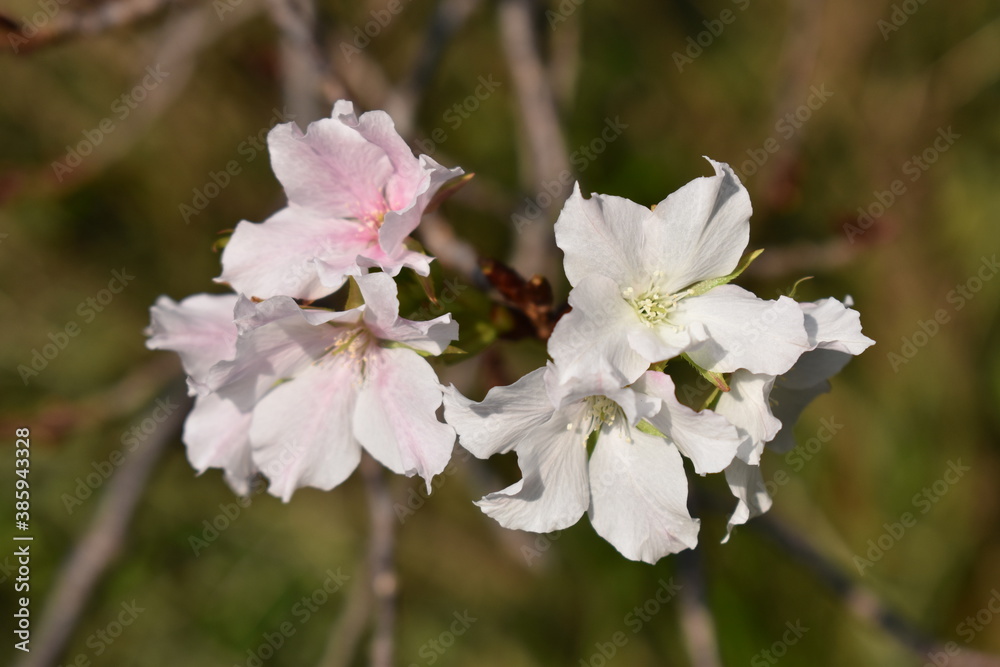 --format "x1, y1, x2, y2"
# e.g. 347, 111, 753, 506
317, 558, 375, 667
0, 0, 187, 54
497, 0, 569, 284
384, 0, 483, 138
14, 385, 190, 667
677, 548, 723, 667
360, 455, 397, 667
265, 0, 331, 123
751, 511, 1000, 667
